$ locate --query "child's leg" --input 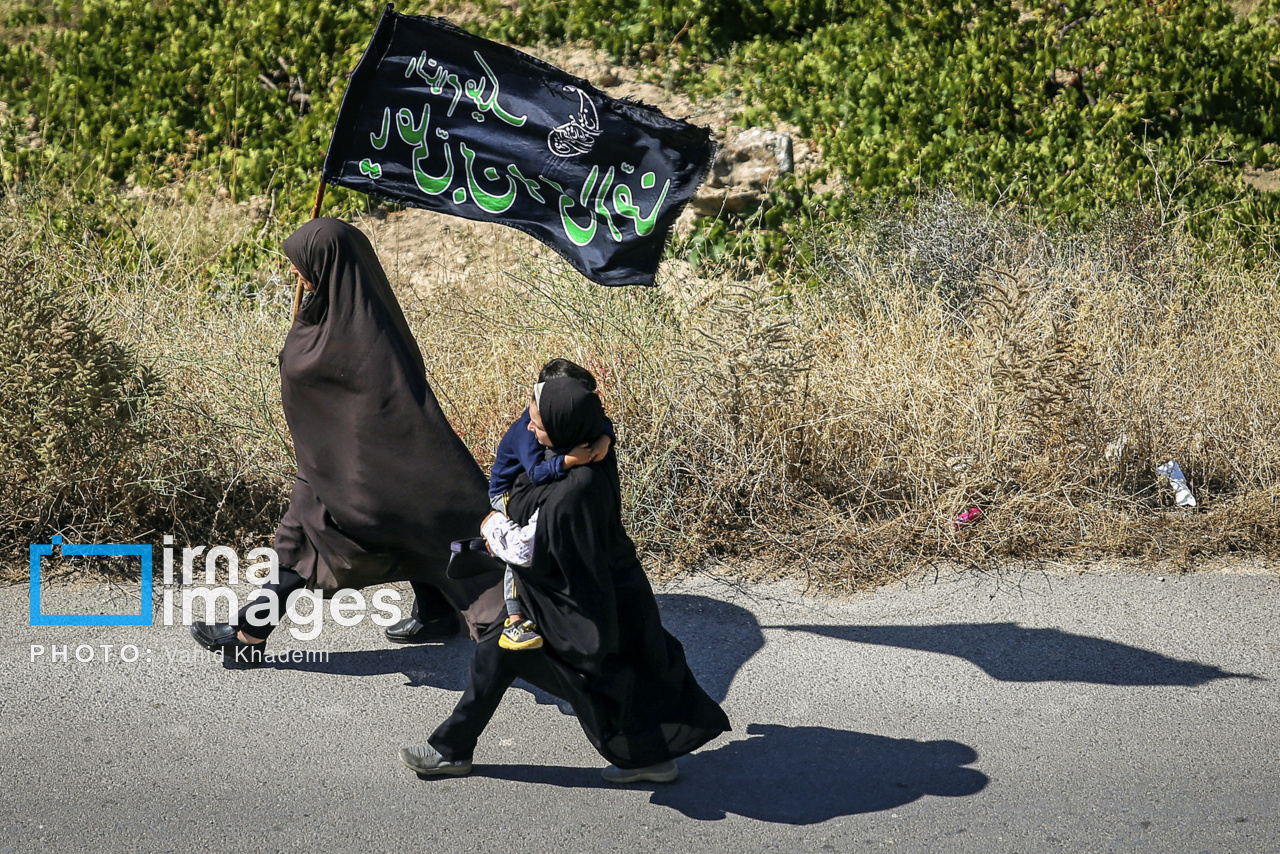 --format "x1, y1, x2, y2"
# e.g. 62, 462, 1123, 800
503, 564, 522, 618
499, 566, 542, 650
